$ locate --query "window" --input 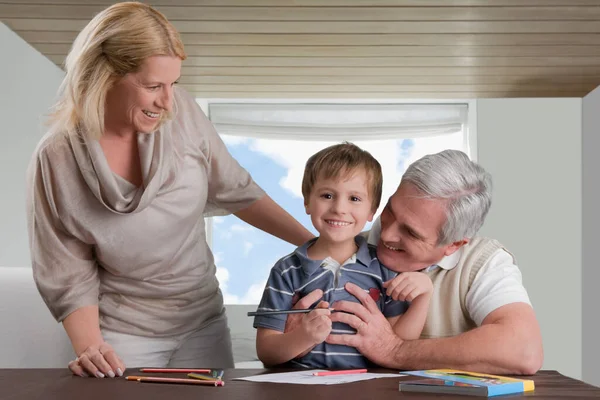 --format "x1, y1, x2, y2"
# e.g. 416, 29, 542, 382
202, 102, 472, 304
